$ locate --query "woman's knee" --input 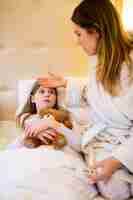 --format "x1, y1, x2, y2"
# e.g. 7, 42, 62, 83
97, 180, 130, 200
97, 170, 131, 200
130, 184, 133, 196
87, 184, 98, 199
